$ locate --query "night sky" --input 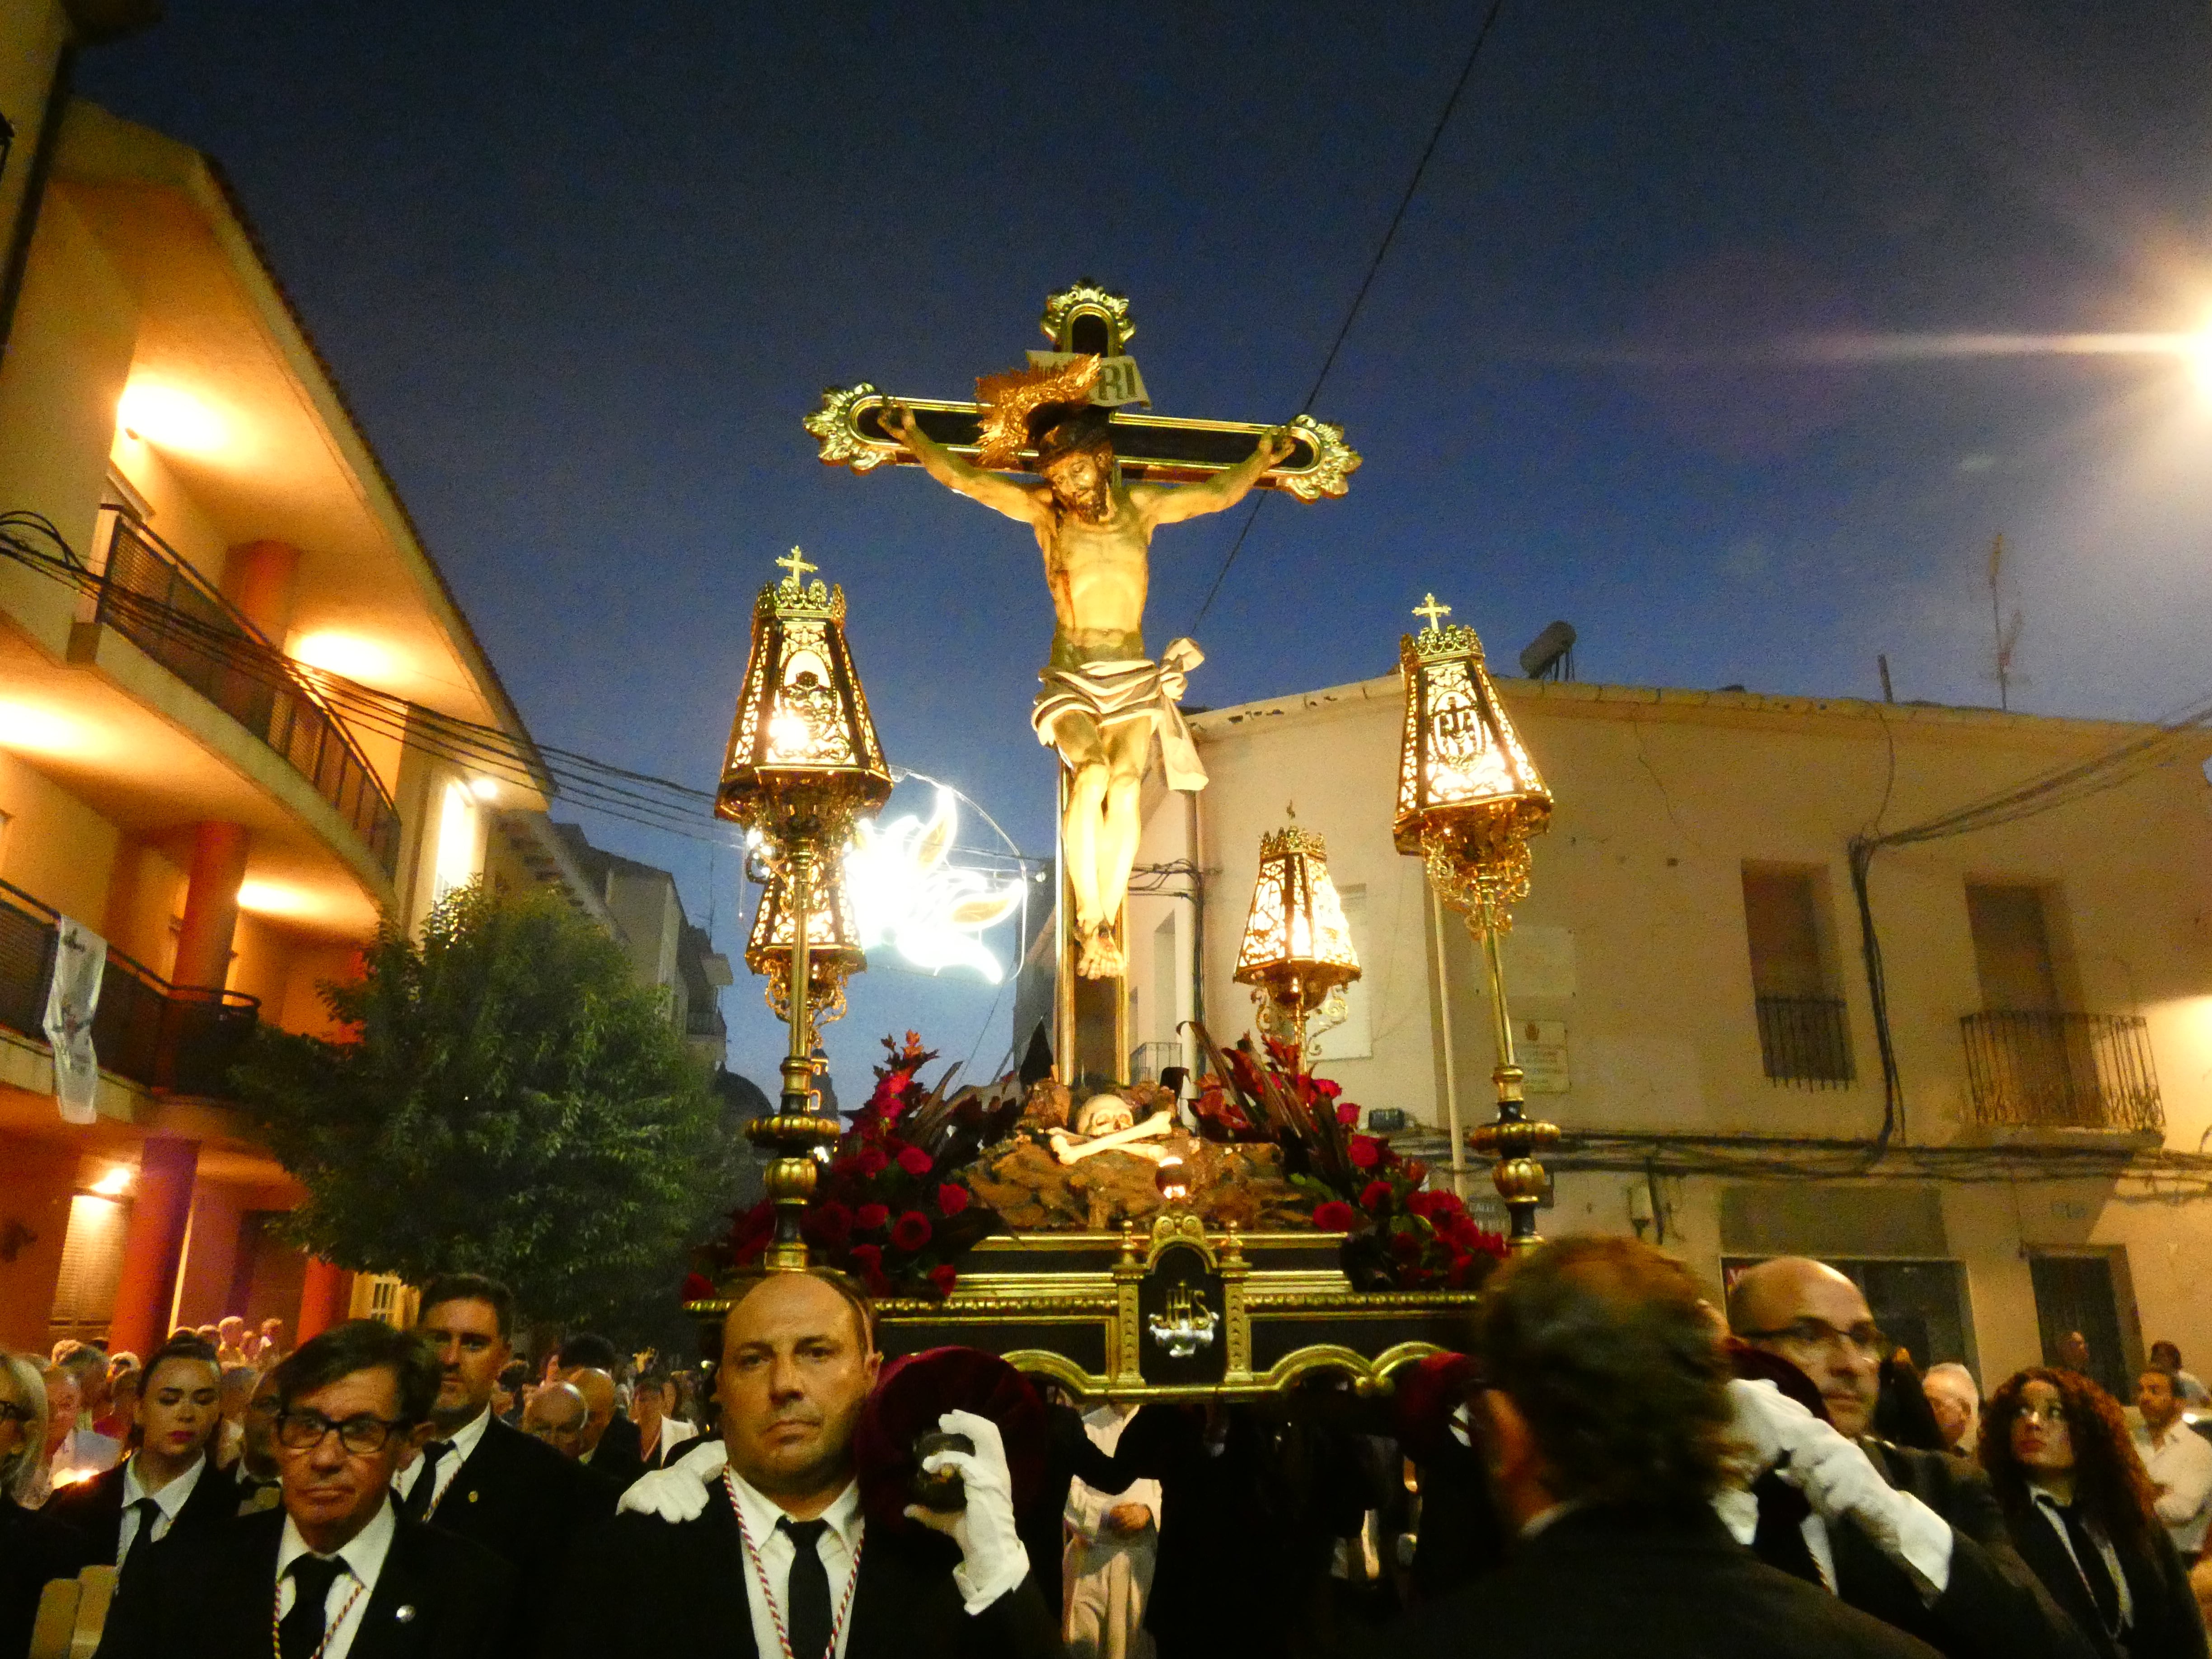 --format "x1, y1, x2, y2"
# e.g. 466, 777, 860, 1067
76, 3, 2212, 1090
